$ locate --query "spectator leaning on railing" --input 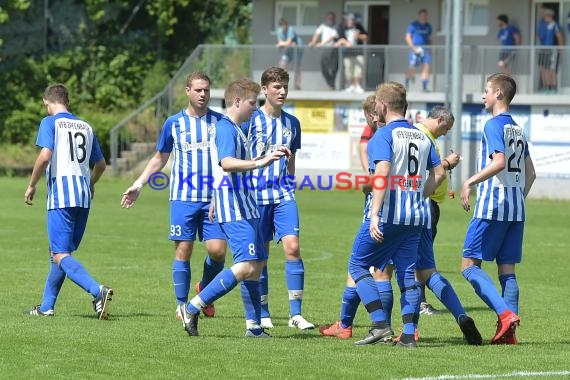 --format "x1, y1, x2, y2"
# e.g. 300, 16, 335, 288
496, 14, 521, 73
536, 8, 564, 94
